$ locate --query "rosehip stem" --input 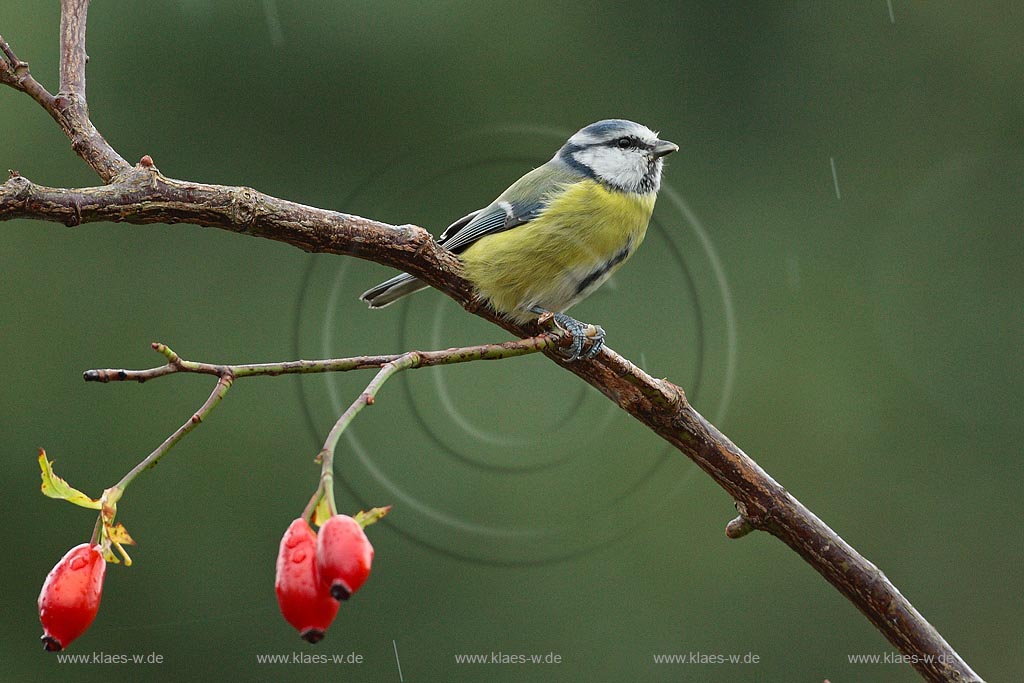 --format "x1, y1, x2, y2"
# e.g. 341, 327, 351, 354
113, 373, 234, 493
315, 353, 421, 518
89, 513, 102, 546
